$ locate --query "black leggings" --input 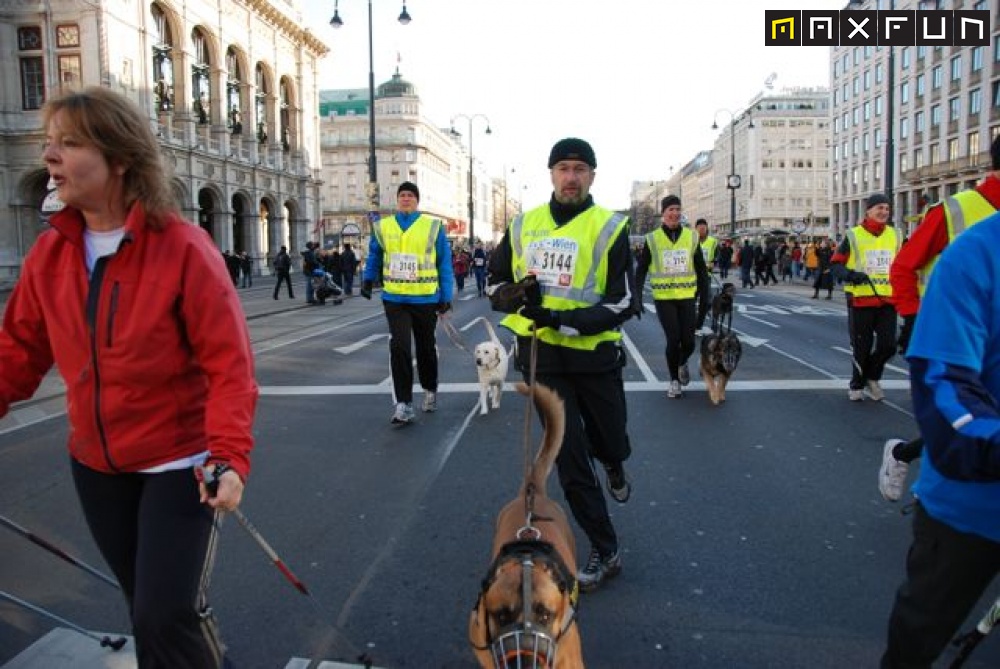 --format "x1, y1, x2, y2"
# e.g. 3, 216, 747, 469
71, 460, 225, 669
384, 301, 439, 404
848, 303, 897, 390
654, 298, 697, 381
